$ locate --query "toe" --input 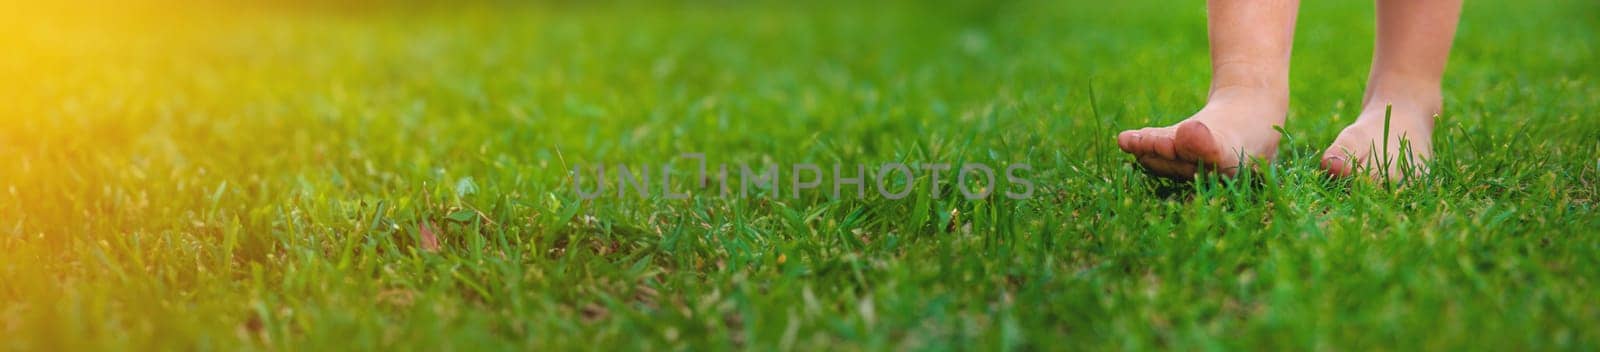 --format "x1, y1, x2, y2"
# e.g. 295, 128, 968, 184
1138, 155, 1196, 180
1174, 120, 1237, 174
1321, 132, 1367, 178
1116, 130, 1141, 153
1321, 154, 1353, 177
1119, 127, 1171, 156
1149, 130, 1180, 160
